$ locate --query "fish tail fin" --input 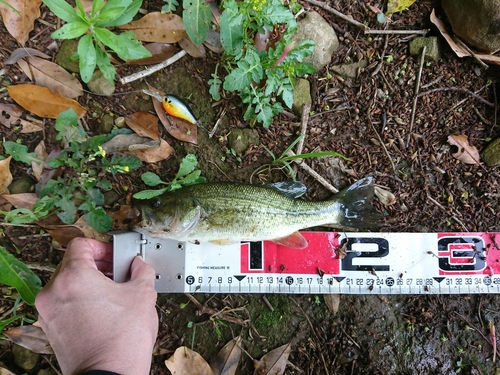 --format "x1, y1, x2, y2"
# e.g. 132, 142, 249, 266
333, 176, 380, 229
